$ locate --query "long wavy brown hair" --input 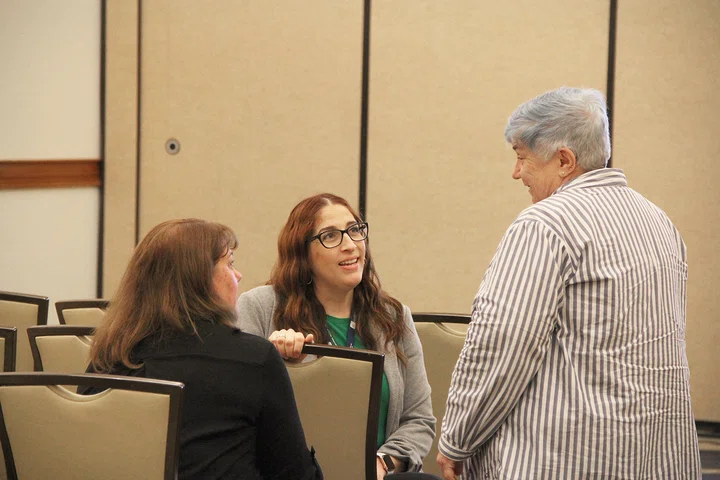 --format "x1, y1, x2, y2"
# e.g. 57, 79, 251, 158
269, 193, 406, 361
89, 218, 239, 371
